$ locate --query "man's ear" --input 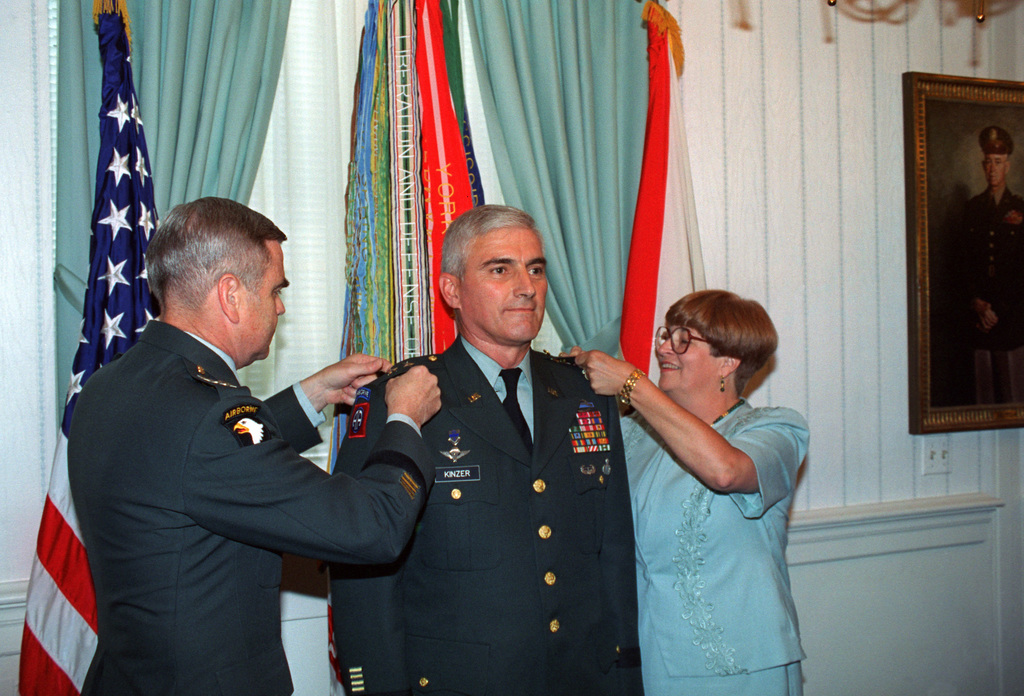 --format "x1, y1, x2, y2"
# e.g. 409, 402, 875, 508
439, 272, 460, 311
217, 274, 243, 324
